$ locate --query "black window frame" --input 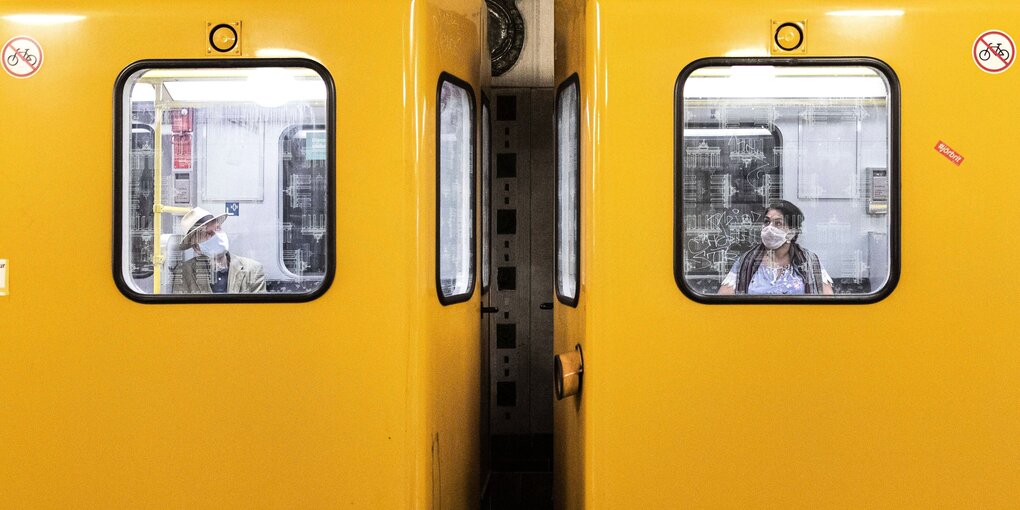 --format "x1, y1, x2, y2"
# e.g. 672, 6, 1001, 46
435, 72, 477, 305
112, 58, 337, 304
555, 73, 581, 307
673, 57, 901, 305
